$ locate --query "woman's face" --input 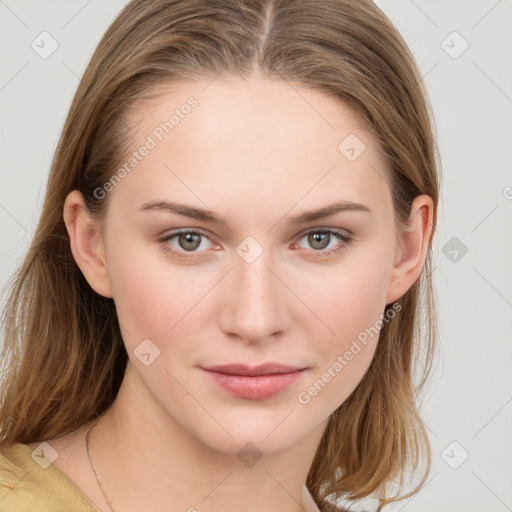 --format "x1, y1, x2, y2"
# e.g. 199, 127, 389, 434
89, 75, 412, 455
